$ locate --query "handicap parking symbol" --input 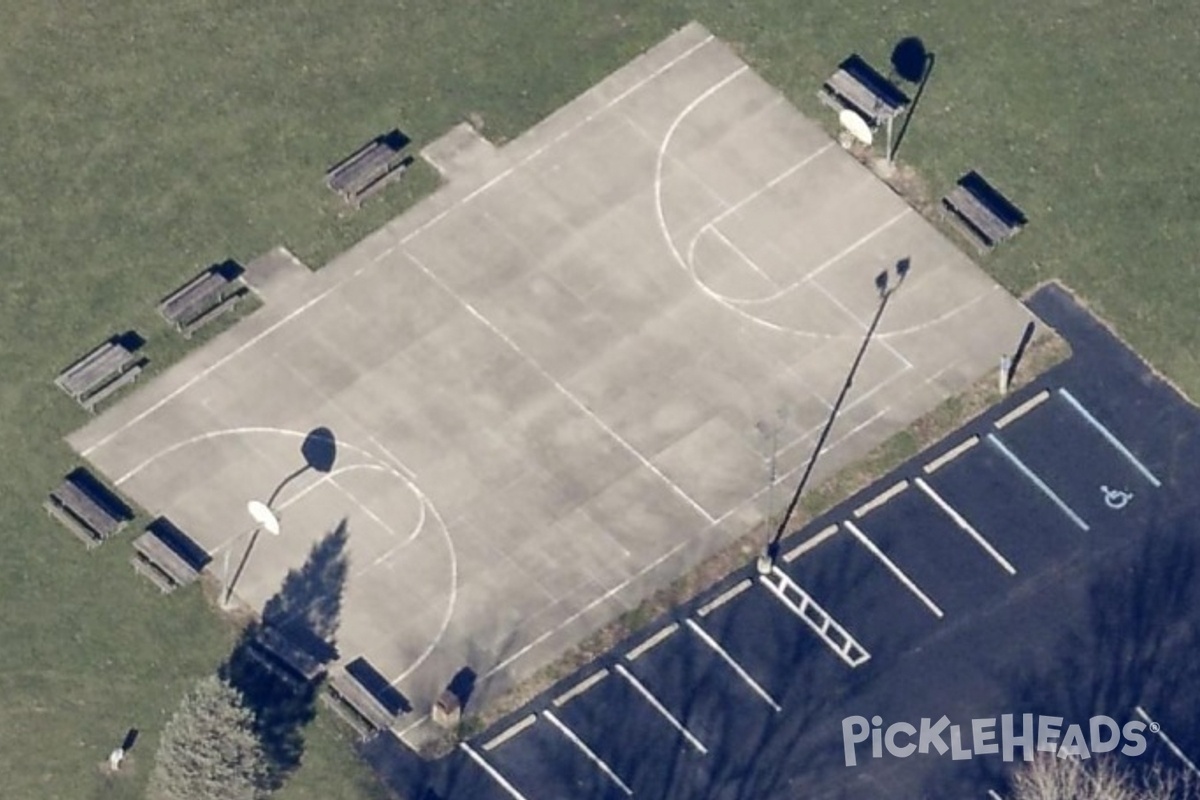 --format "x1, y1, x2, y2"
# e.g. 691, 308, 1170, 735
1101, 485, 1133, 510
